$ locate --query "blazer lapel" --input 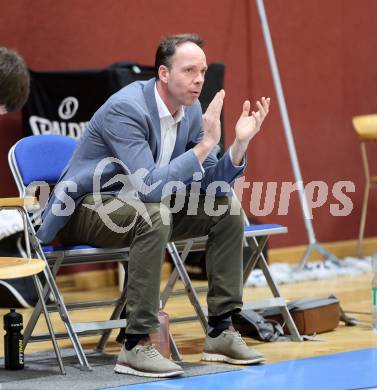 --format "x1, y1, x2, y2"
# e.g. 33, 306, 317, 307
143, 78, 161, 161
144, 79, 189, 162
